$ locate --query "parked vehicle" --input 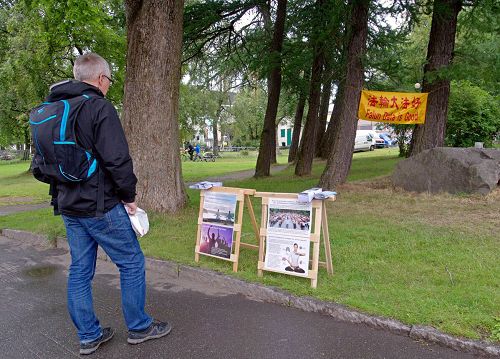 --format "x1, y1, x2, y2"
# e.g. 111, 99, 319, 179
0, 150, 15, 160
355, 130, 378, 150
354, 134, 375, 152
379, 133, 397, 147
